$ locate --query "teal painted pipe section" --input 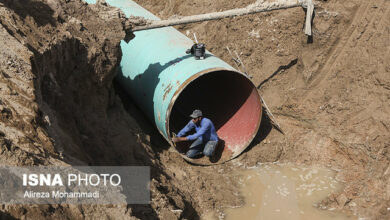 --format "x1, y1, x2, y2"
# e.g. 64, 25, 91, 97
86, 0, 238, 140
